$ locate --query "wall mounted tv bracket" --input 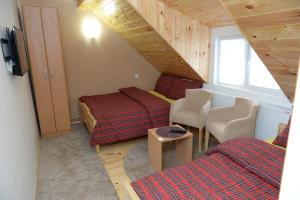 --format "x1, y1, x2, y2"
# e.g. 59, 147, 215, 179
0, 28, 14, 74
